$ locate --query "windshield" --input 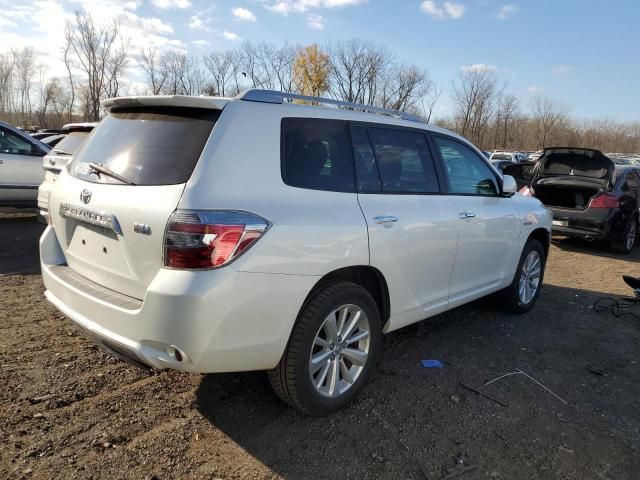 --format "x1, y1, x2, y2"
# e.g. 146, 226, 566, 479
53, 132, 90, 155
491, 154, 512, 161
69, 107, 219, 185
